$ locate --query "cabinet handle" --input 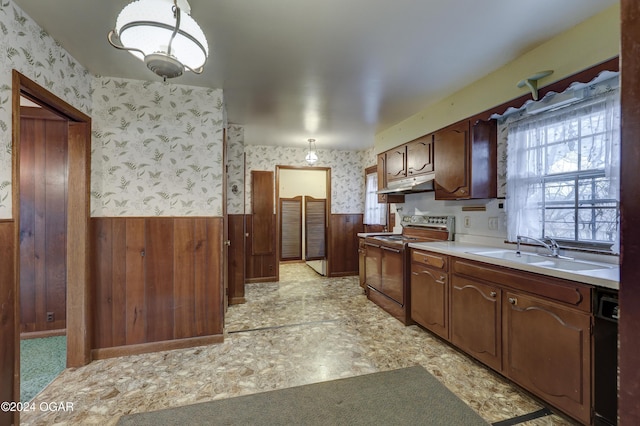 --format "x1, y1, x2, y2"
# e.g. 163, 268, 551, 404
381, 246, 401, 253
140, 250, 145, 257
490, 291, 497, 297
508, 297, 517, 305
